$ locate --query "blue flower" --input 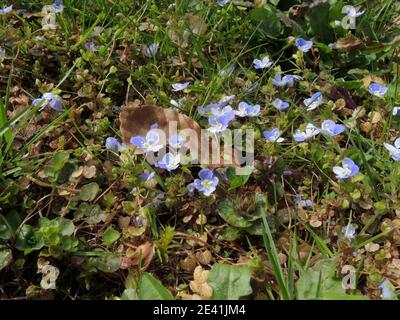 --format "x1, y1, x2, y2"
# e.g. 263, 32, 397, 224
210, 105, 235, 120
321, 119, 345, 137
296, 38, 313, 52
85, 41, 98, 52
218, 0, 231, 7
342, 224, 357, 240
342, 5, 365, 18
218, 95, 235, 107
169, 134, 184, 149
0, 5, 12, 14
368, 82, 388, 98
295, 194, 313, 208
272, 73, 303, 87
253, 56, 272, 70
193, 168, 219, 196
143, 43, 159, 57
219, 65, 235, 77
379, 279, 396, 299
105, 137, 121, 151
235, 102, 260, 117
304, 92, 323, 111
333, 158, 359, 180
263, 128, 284, 143
139, 171, 156, 182
207, 114, 232, 134
130, 128, 164, 153
272, 98, 290, 111
33, 92, 63, 112
293, 123, 320, 142
172, 81, 190, 92
155, 152, 181, 171
384, 138, 400, 161
53, 0, 63, 13
392, 107, 400, 116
